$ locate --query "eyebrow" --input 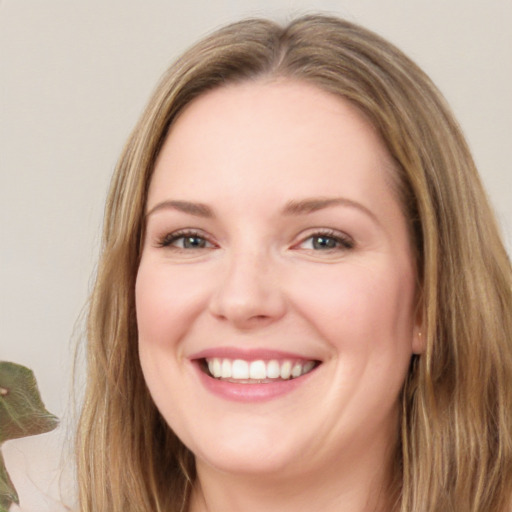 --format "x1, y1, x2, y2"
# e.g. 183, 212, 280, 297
146, 196, 378, 224
282, 197, 379, 224
146, 200, 214, 218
